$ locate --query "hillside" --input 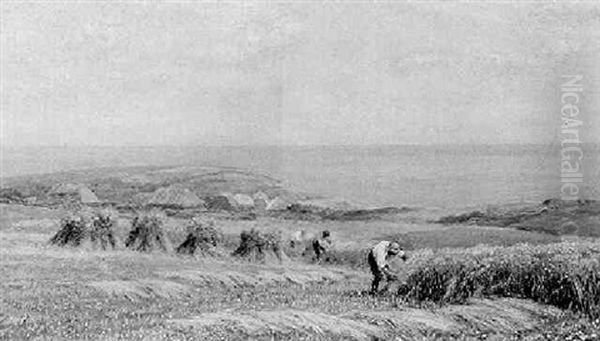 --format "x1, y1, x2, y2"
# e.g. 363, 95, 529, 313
437, 199, 600, 238
0, 166, 419, 223
1, 165, 287, 204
